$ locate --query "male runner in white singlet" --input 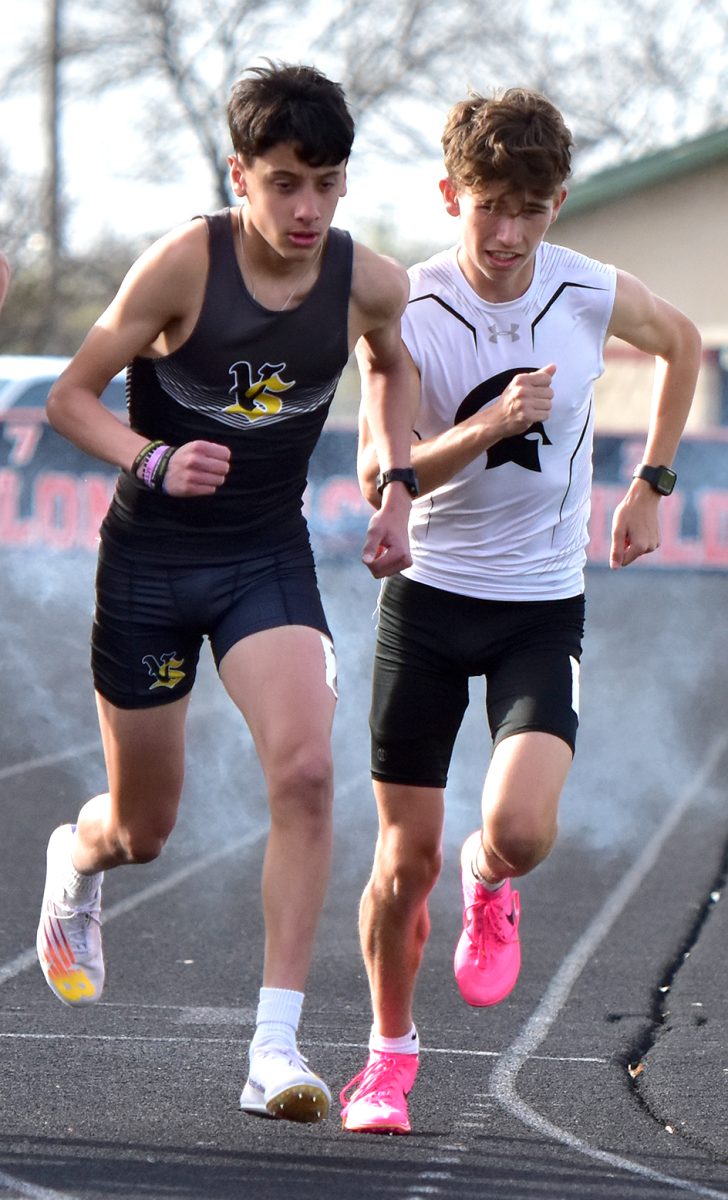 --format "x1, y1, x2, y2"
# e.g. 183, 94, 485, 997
341, 87, 702, 1134
35, 61, 413, 1125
